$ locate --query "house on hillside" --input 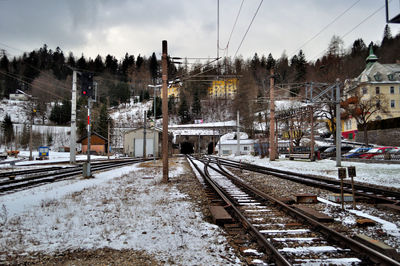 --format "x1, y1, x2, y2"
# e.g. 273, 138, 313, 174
123, 127, 162, 157
78, 132, 108, 155
343, 47, 400, 140
208, 78, 238, 99
215, 132, 254, 156
9, 93, 29, 101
